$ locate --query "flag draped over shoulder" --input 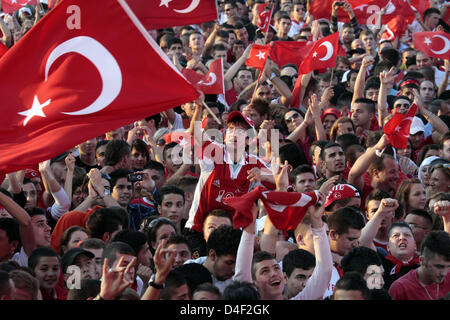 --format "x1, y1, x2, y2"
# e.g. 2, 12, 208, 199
384, 104, 418, 149
223, 186, 319, 230
0, 0, 199, 173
